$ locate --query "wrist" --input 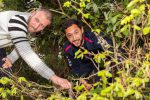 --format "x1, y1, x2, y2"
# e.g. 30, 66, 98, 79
49, 74, 57, 81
